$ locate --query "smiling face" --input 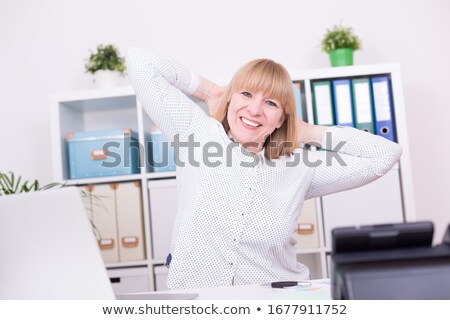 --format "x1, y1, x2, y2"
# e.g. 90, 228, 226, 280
213, 58, 297, 158
227, 90, 285, 152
